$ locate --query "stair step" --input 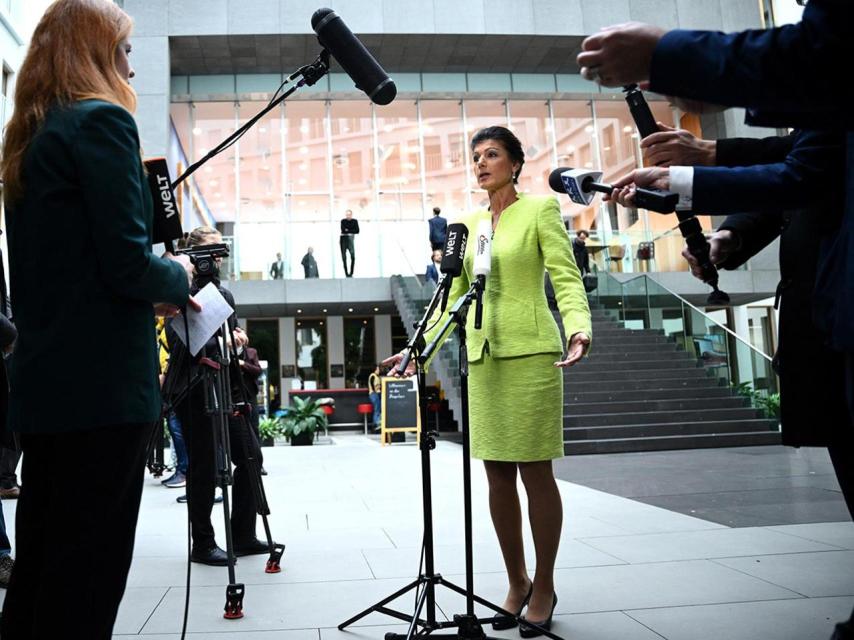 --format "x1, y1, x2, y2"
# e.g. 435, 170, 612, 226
565, 396, 748, 415
593, 335, 674, 346
590, 344, 680, 355
563, 418, 778, 440
572, 359, 699, 372
563, 407, 763, 427
564, 430, 782, 454
565, 367, 711, 381
565, 387, 733, 403
566, 377, 723, 393
594, 328, 665, 337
